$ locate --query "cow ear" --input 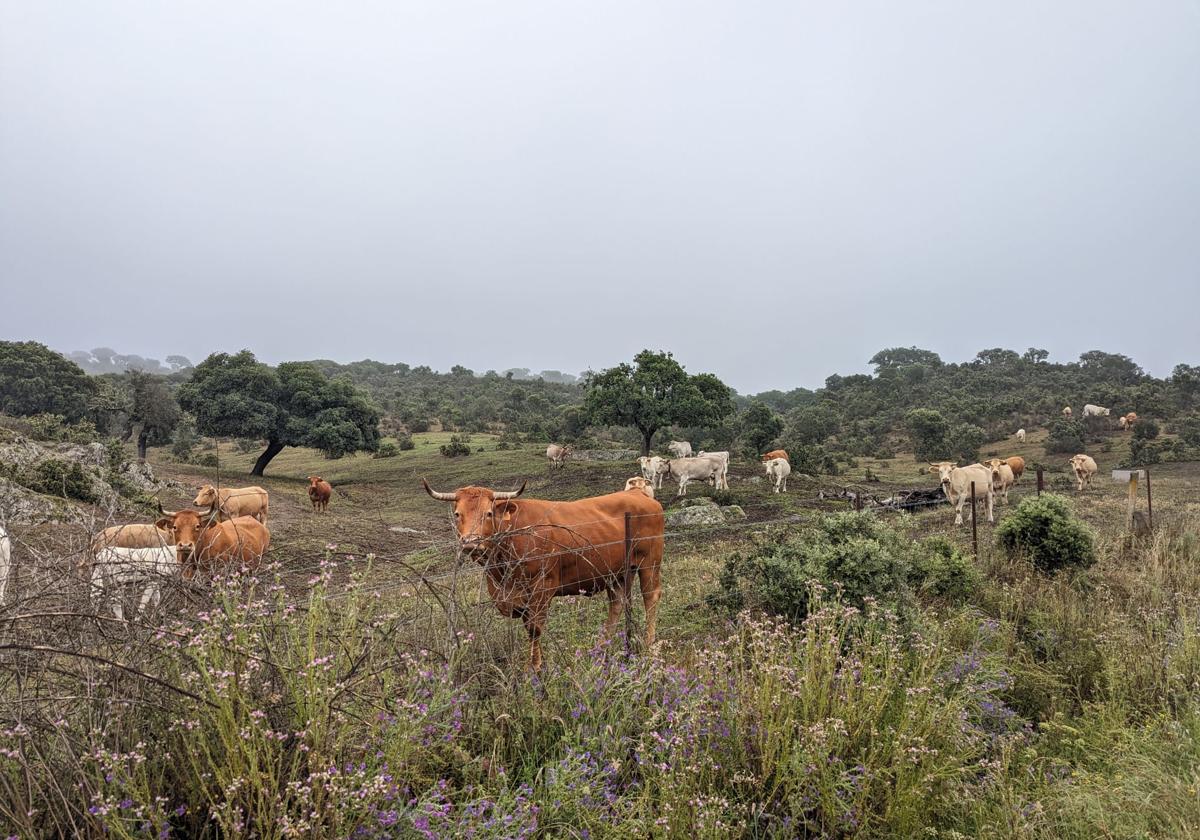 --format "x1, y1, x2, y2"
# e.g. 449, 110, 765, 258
155, 517, 173, 531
